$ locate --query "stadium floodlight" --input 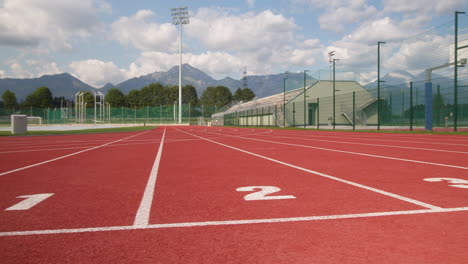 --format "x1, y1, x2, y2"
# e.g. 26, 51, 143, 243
171, 7, 189, 124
